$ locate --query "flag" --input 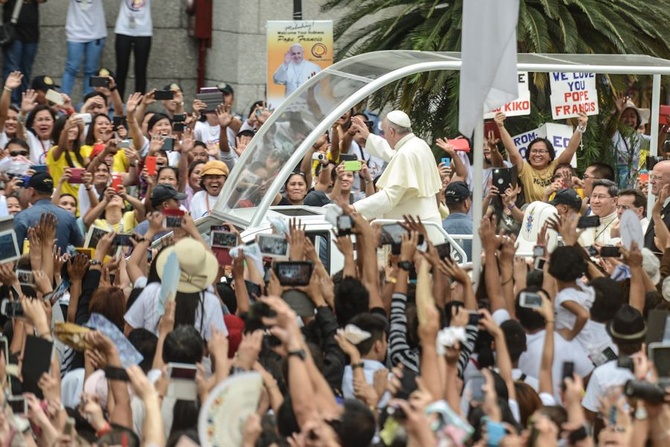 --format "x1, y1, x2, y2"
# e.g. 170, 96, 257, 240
458, 0, 520, 137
